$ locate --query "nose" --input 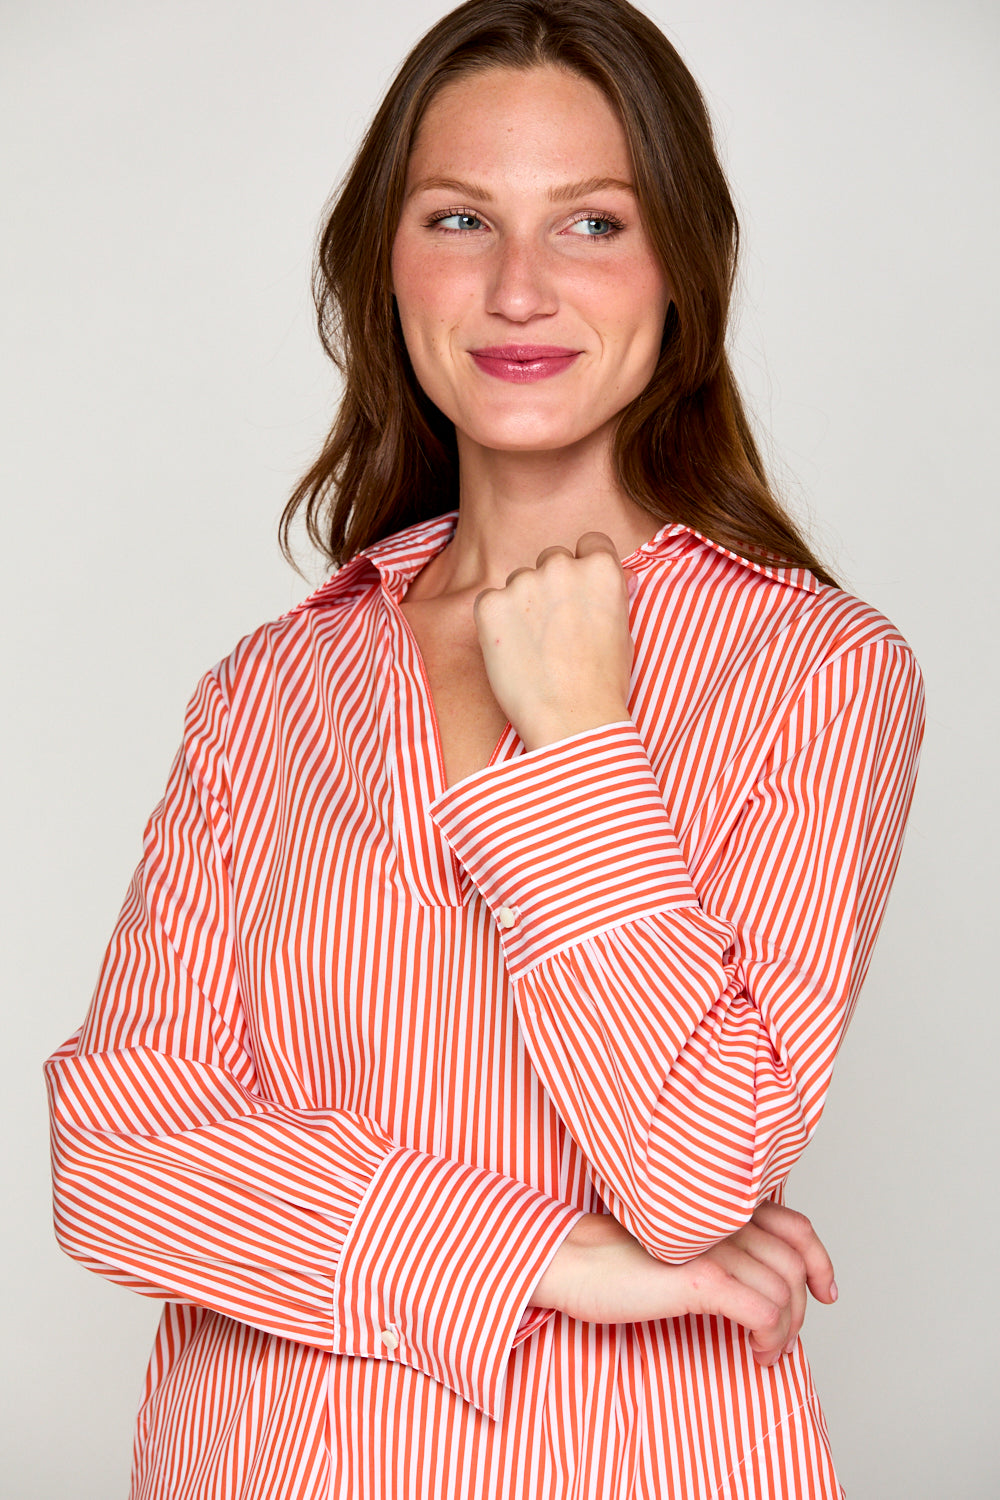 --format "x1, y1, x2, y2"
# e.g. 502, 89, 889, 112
484, 234, 558, 323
